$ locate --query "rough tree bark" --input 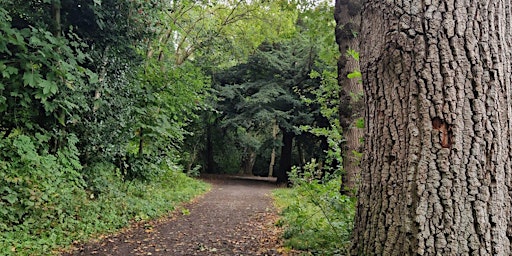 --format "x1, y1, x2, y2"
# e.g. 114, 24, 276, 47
353, 1, 512, 255
334, 0, 363, 195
